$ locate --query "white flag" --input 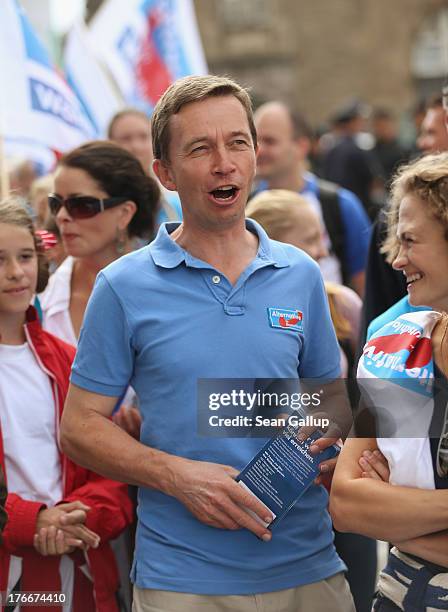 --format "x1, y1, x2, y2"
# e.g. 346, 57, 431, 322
0, 0, 95, 170
64, 22, 125, 138
88, 0, 208, 112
